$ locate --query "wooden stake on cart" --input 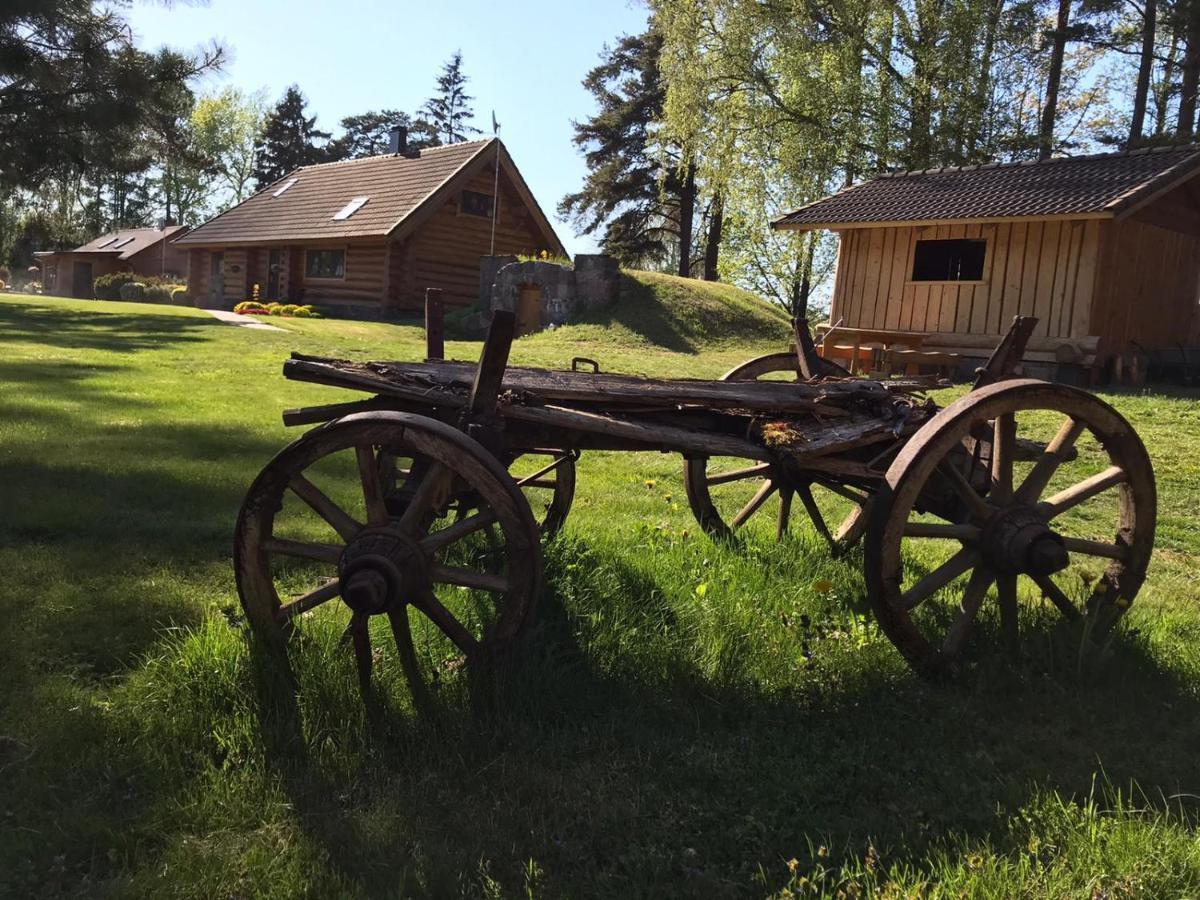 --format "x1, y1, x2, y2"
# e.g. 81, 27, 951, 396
425, 288, 445, 361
